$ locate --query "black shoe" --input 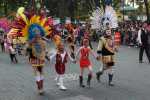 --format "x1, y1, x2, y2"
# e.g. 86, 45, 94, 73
79, 76, 85, 88
96, 71, 103, 83
38, 89, 44, 95
109, 82, 114, 86
87, 74, 92, 88
139, 61, 143, 63
108, 74, 114, 86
